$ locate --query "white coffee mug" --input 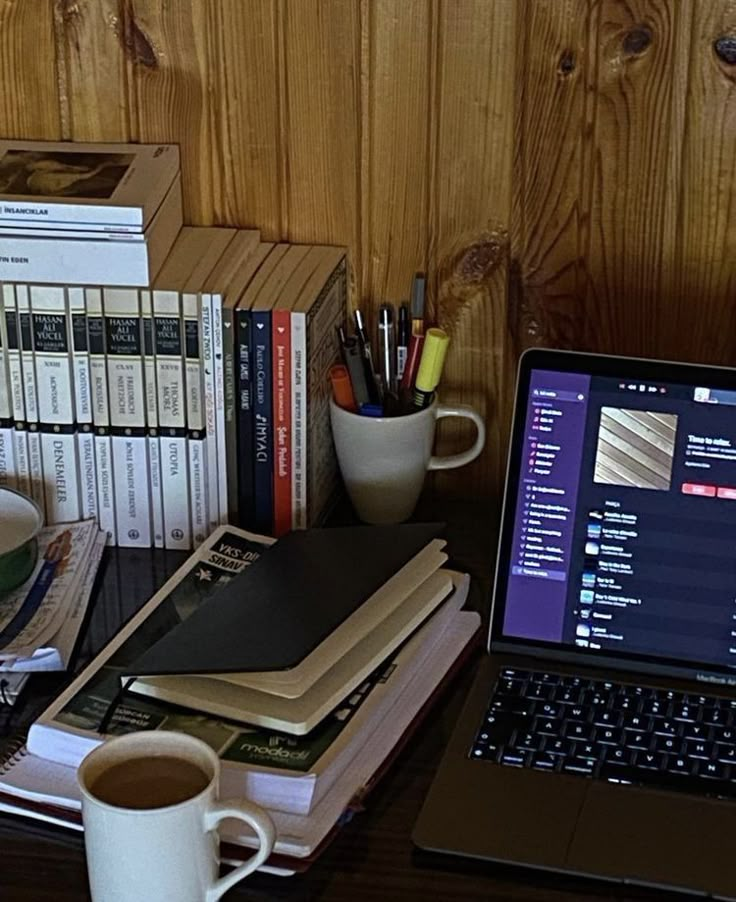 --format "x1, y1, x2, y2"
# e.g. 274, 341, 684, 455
77, 731, 275, 902
330, 398, 485, 524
